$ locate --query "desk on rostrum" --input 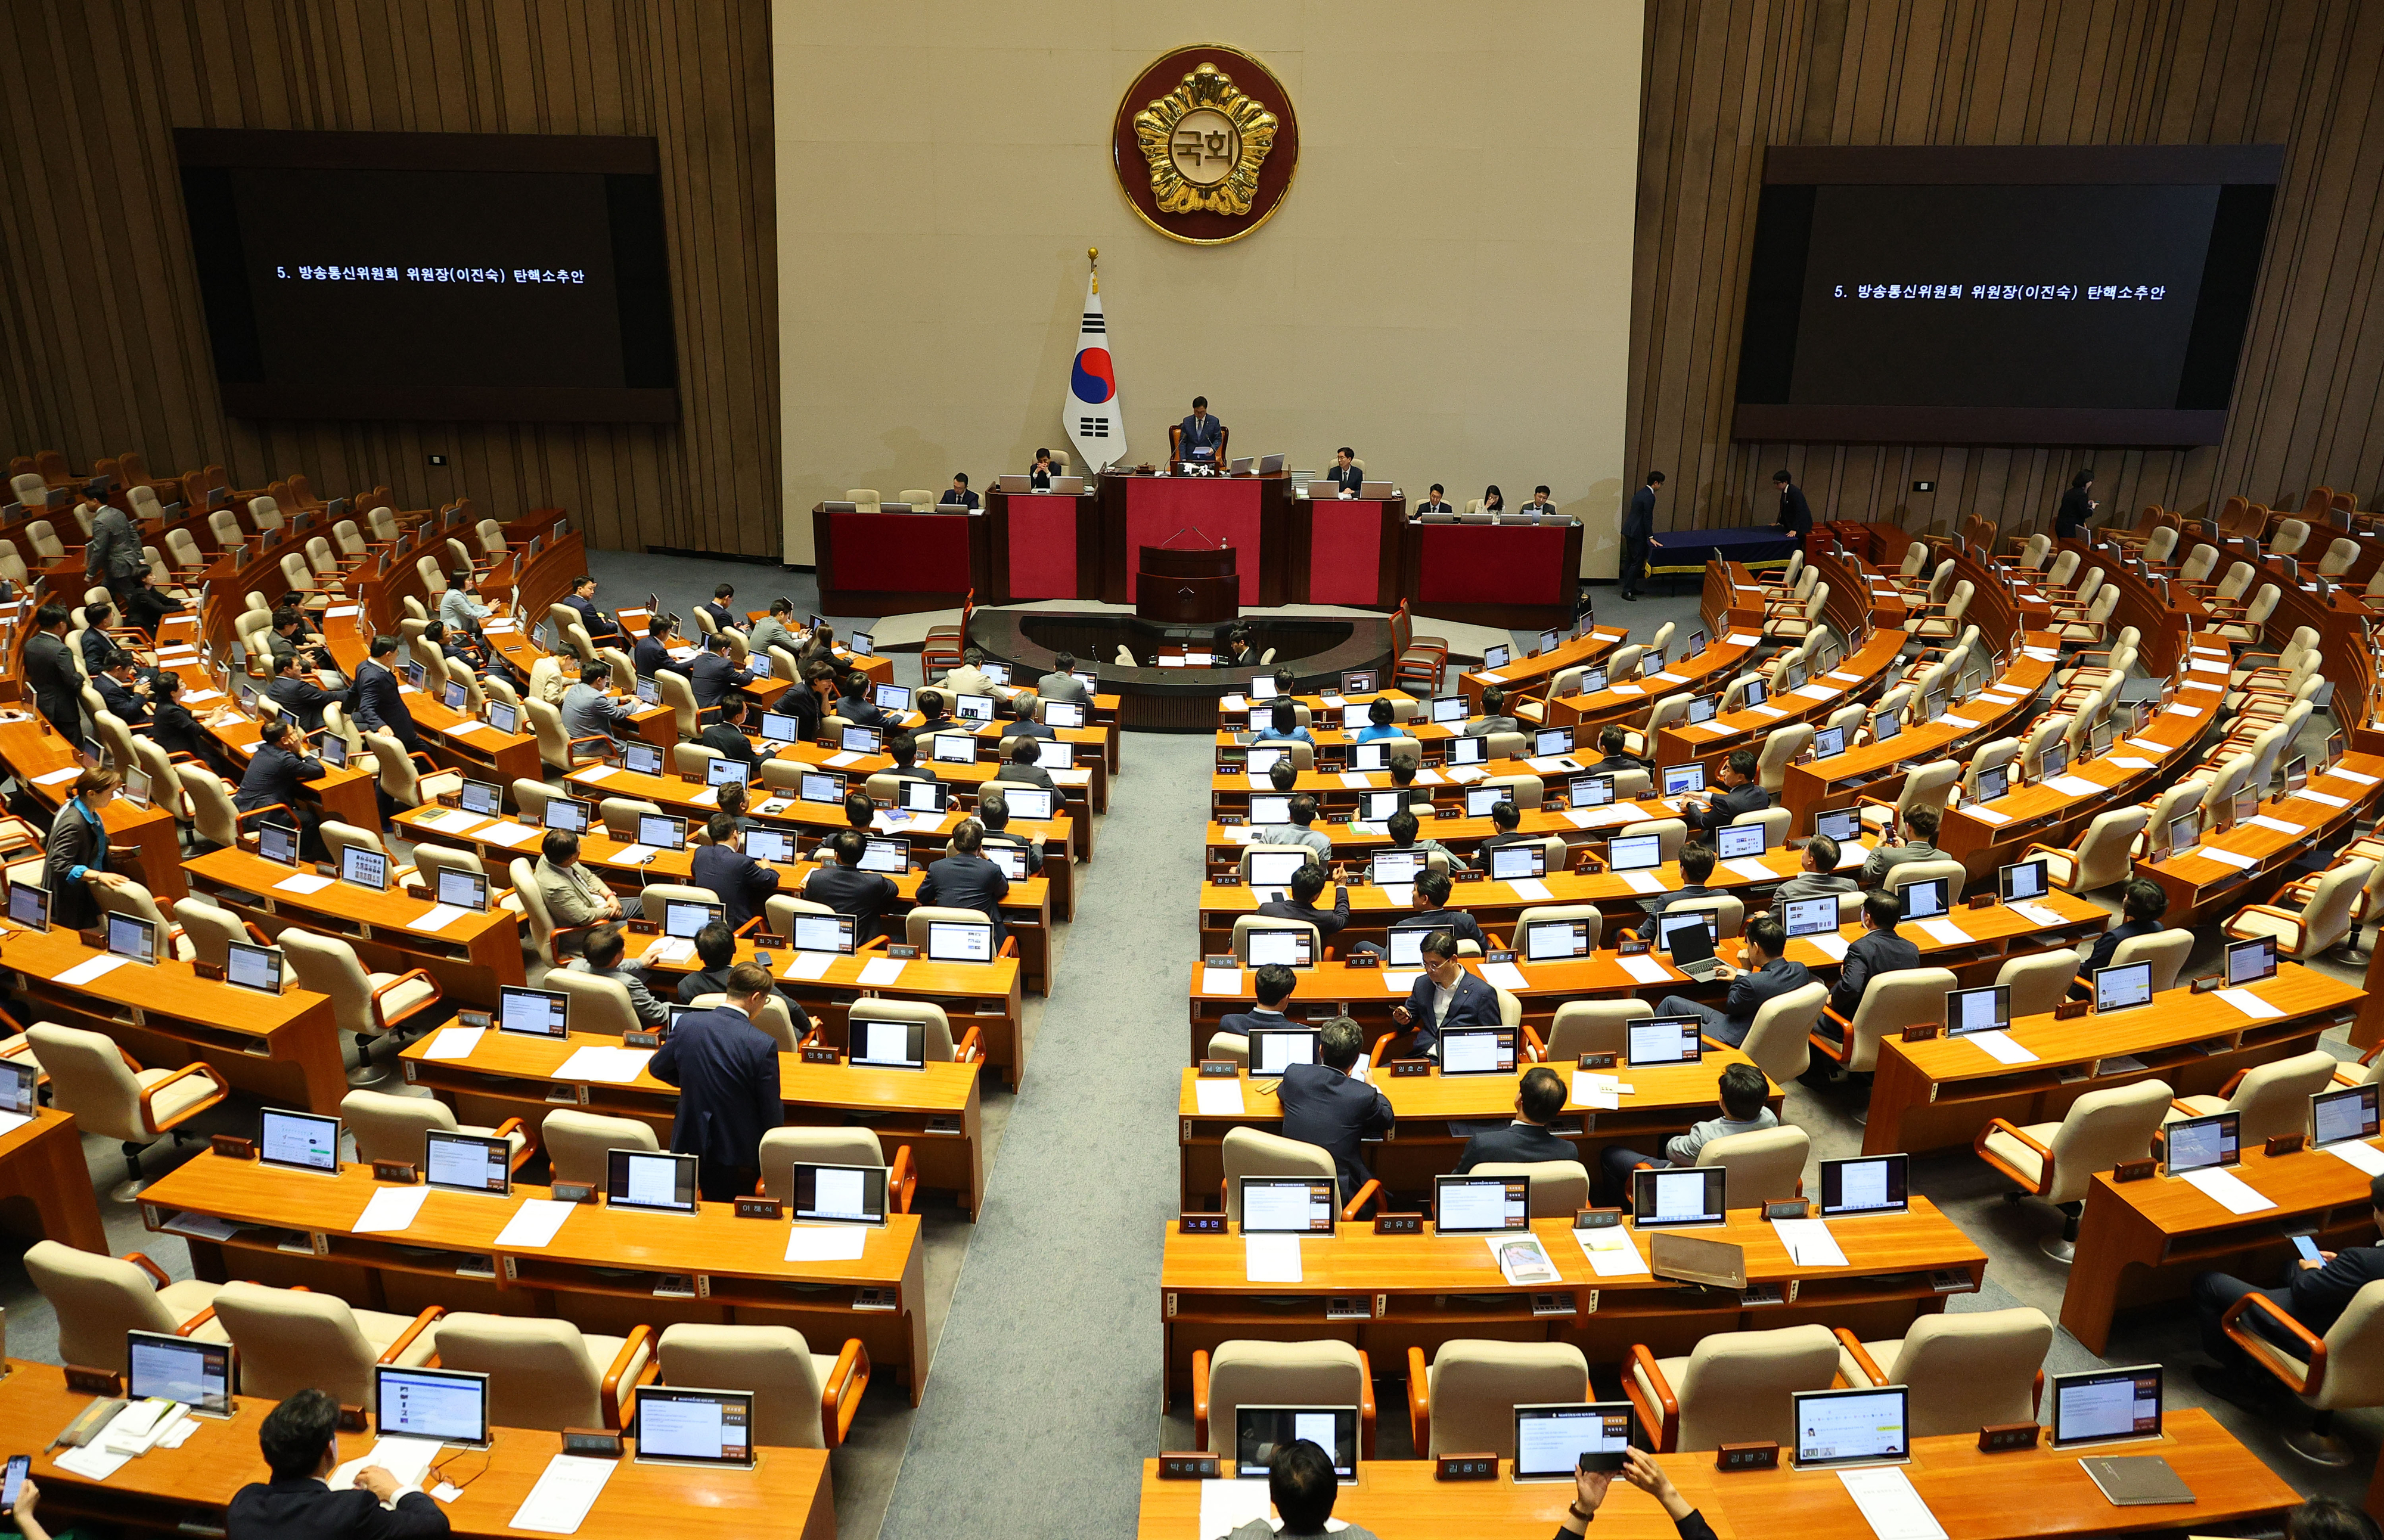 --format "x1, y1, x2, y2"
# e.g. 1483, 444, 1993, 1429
1158, 1201, 1985, 1397
401, 1027, 987, 1219
2063, 1134, 2384, 1356
0, 1361, 834, 1539
1865, 964, 2364, 1157
1135, 1408, 2296, 1539
140, 1148, 933, 1402
1174, 1055, 1778, 1212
